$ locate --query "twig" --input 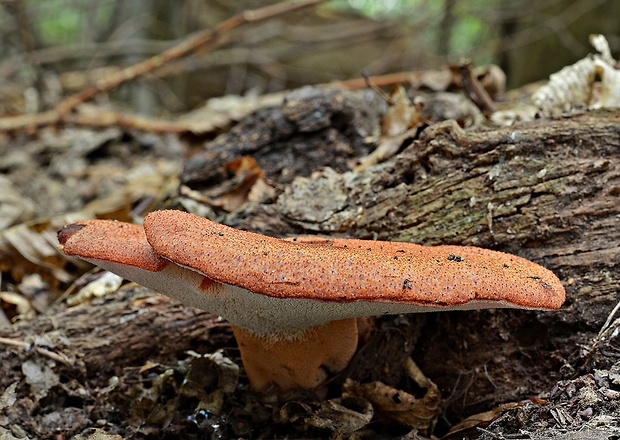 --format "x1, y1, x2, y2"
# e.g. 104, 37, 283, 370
0, 40, 174, 77
0, 66, 461, 134
360, 71, 392, 102
577, 300, 620, 372
0, 336, 73, 366
336, 70, 444, 90
54, 0, 325, 115
452, 62, 496, 115
597, 299, 620, 340
0, 0, 325, 131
